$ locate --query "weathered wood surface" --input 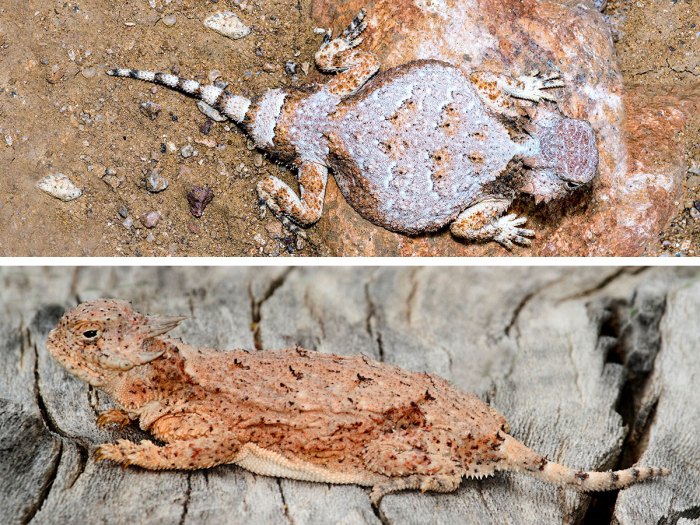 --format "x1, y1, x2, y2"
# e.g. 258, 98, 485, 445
1, 267, 699, 525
